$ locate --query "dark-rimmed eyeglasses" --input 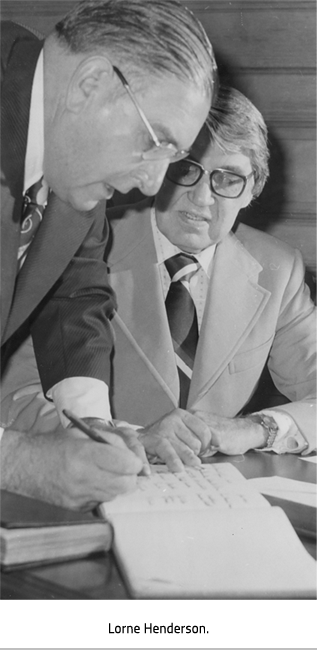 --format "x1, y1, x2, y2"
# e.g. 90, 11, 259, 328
166, 158, 254, 198
113, 66, 190, 163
